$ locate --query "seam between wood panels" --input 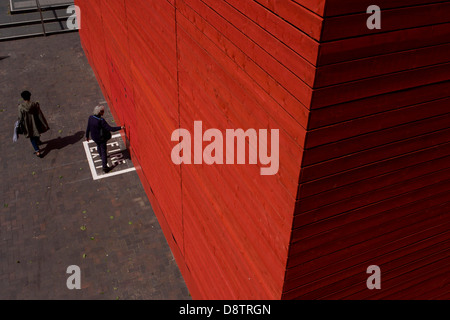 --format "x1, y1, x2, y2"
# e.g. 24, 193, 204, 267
174, 0, 185, 257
